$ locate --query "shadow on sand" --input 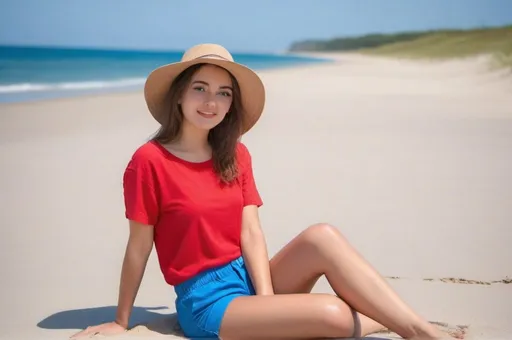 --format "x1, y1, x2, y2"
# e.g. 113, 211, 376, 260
37, 305, 395, 339
37, 305, 183, 334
